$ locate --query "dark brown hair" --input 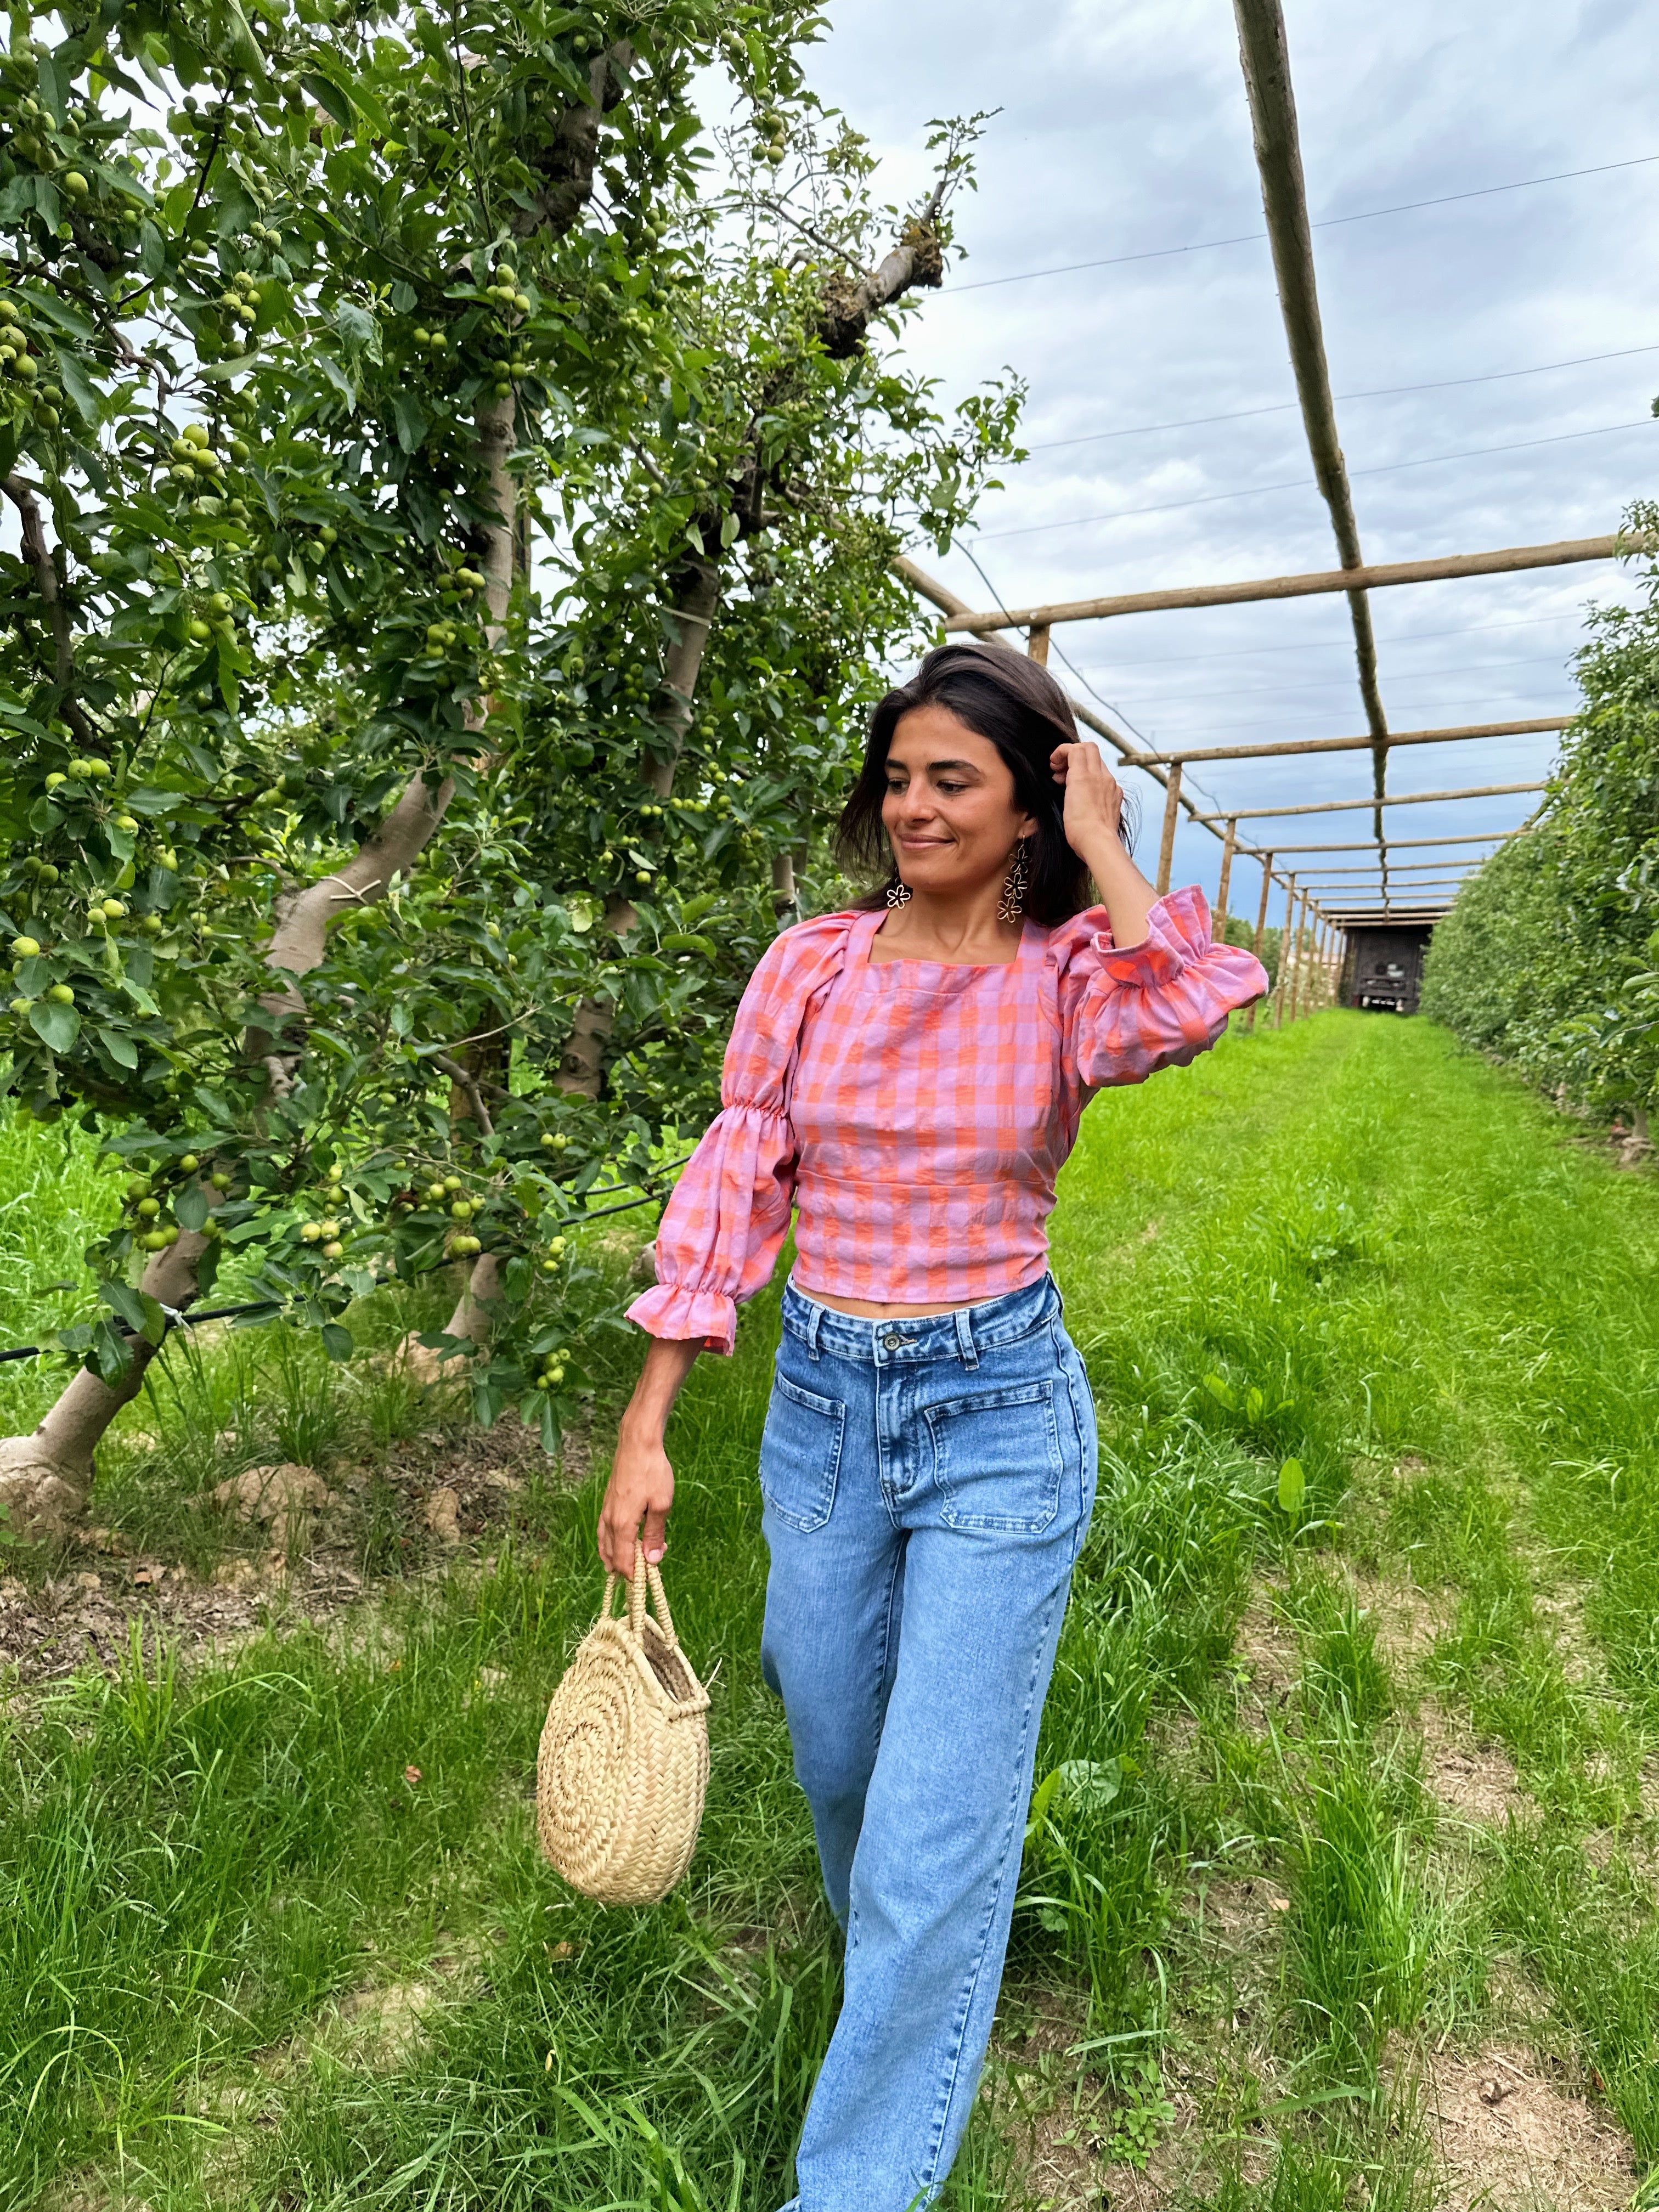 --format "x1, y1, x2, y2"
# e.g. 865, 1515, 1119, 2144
837, 642, 1130, 924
